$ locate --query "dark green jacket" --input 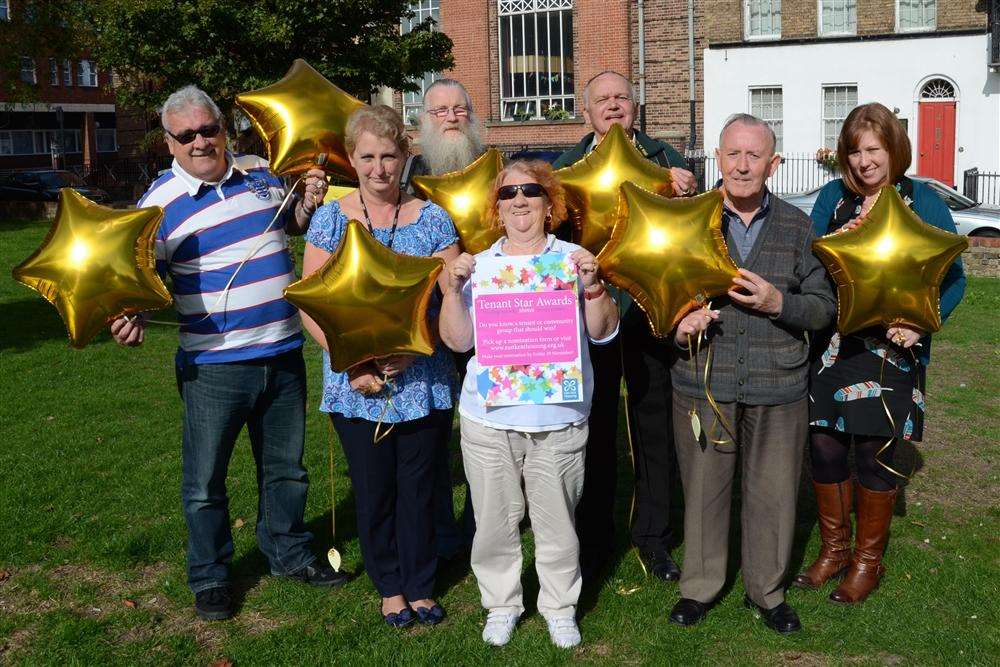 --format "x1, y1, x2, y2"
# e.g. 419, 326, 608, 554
552, 128, 687, 169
